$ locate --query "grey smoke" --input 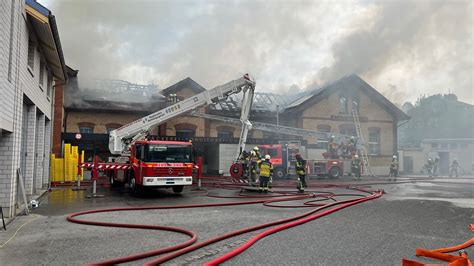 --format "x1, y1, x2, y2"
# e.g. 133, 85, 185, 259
46, 0, 473, 104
